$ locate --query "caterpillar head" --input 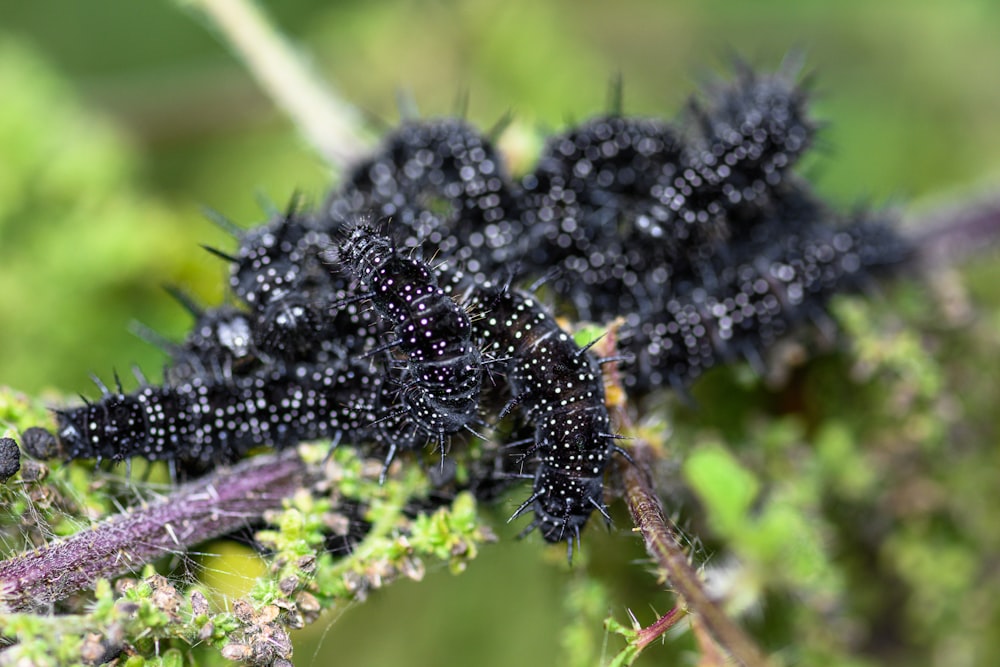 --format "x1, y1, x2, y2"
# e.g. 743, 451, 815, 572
530, 465, 607, 559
